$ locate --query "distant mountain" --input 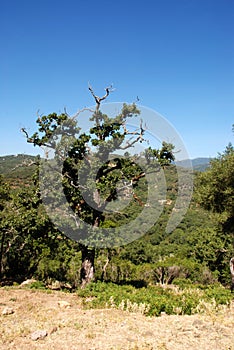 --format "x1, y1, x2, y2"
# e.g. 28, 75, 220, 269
175, 157, 212, 171
0, 154, 212, 186
0, 154, 38, 185
0, 154, 37, 174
